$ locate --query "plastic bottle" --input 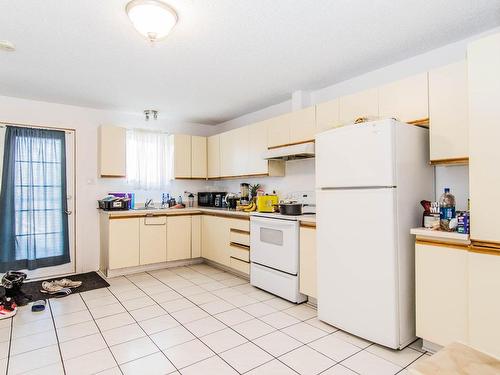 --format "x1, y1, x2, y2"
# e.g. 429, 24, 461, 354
439, 188, 456, 231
